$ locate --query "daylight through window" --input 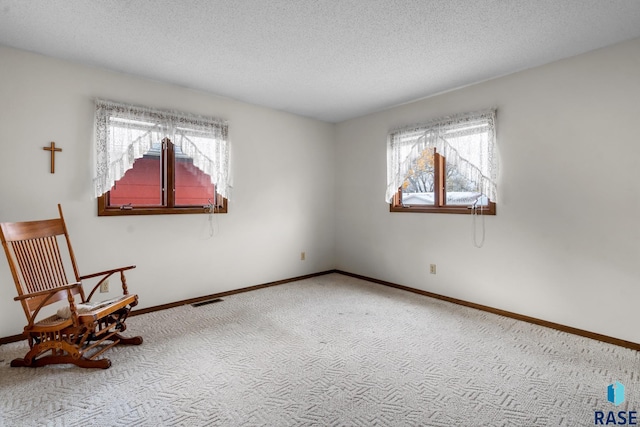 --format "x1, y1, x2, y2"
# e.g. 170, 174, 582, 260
93, 99, 230, 216
386, 110, 498, 214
